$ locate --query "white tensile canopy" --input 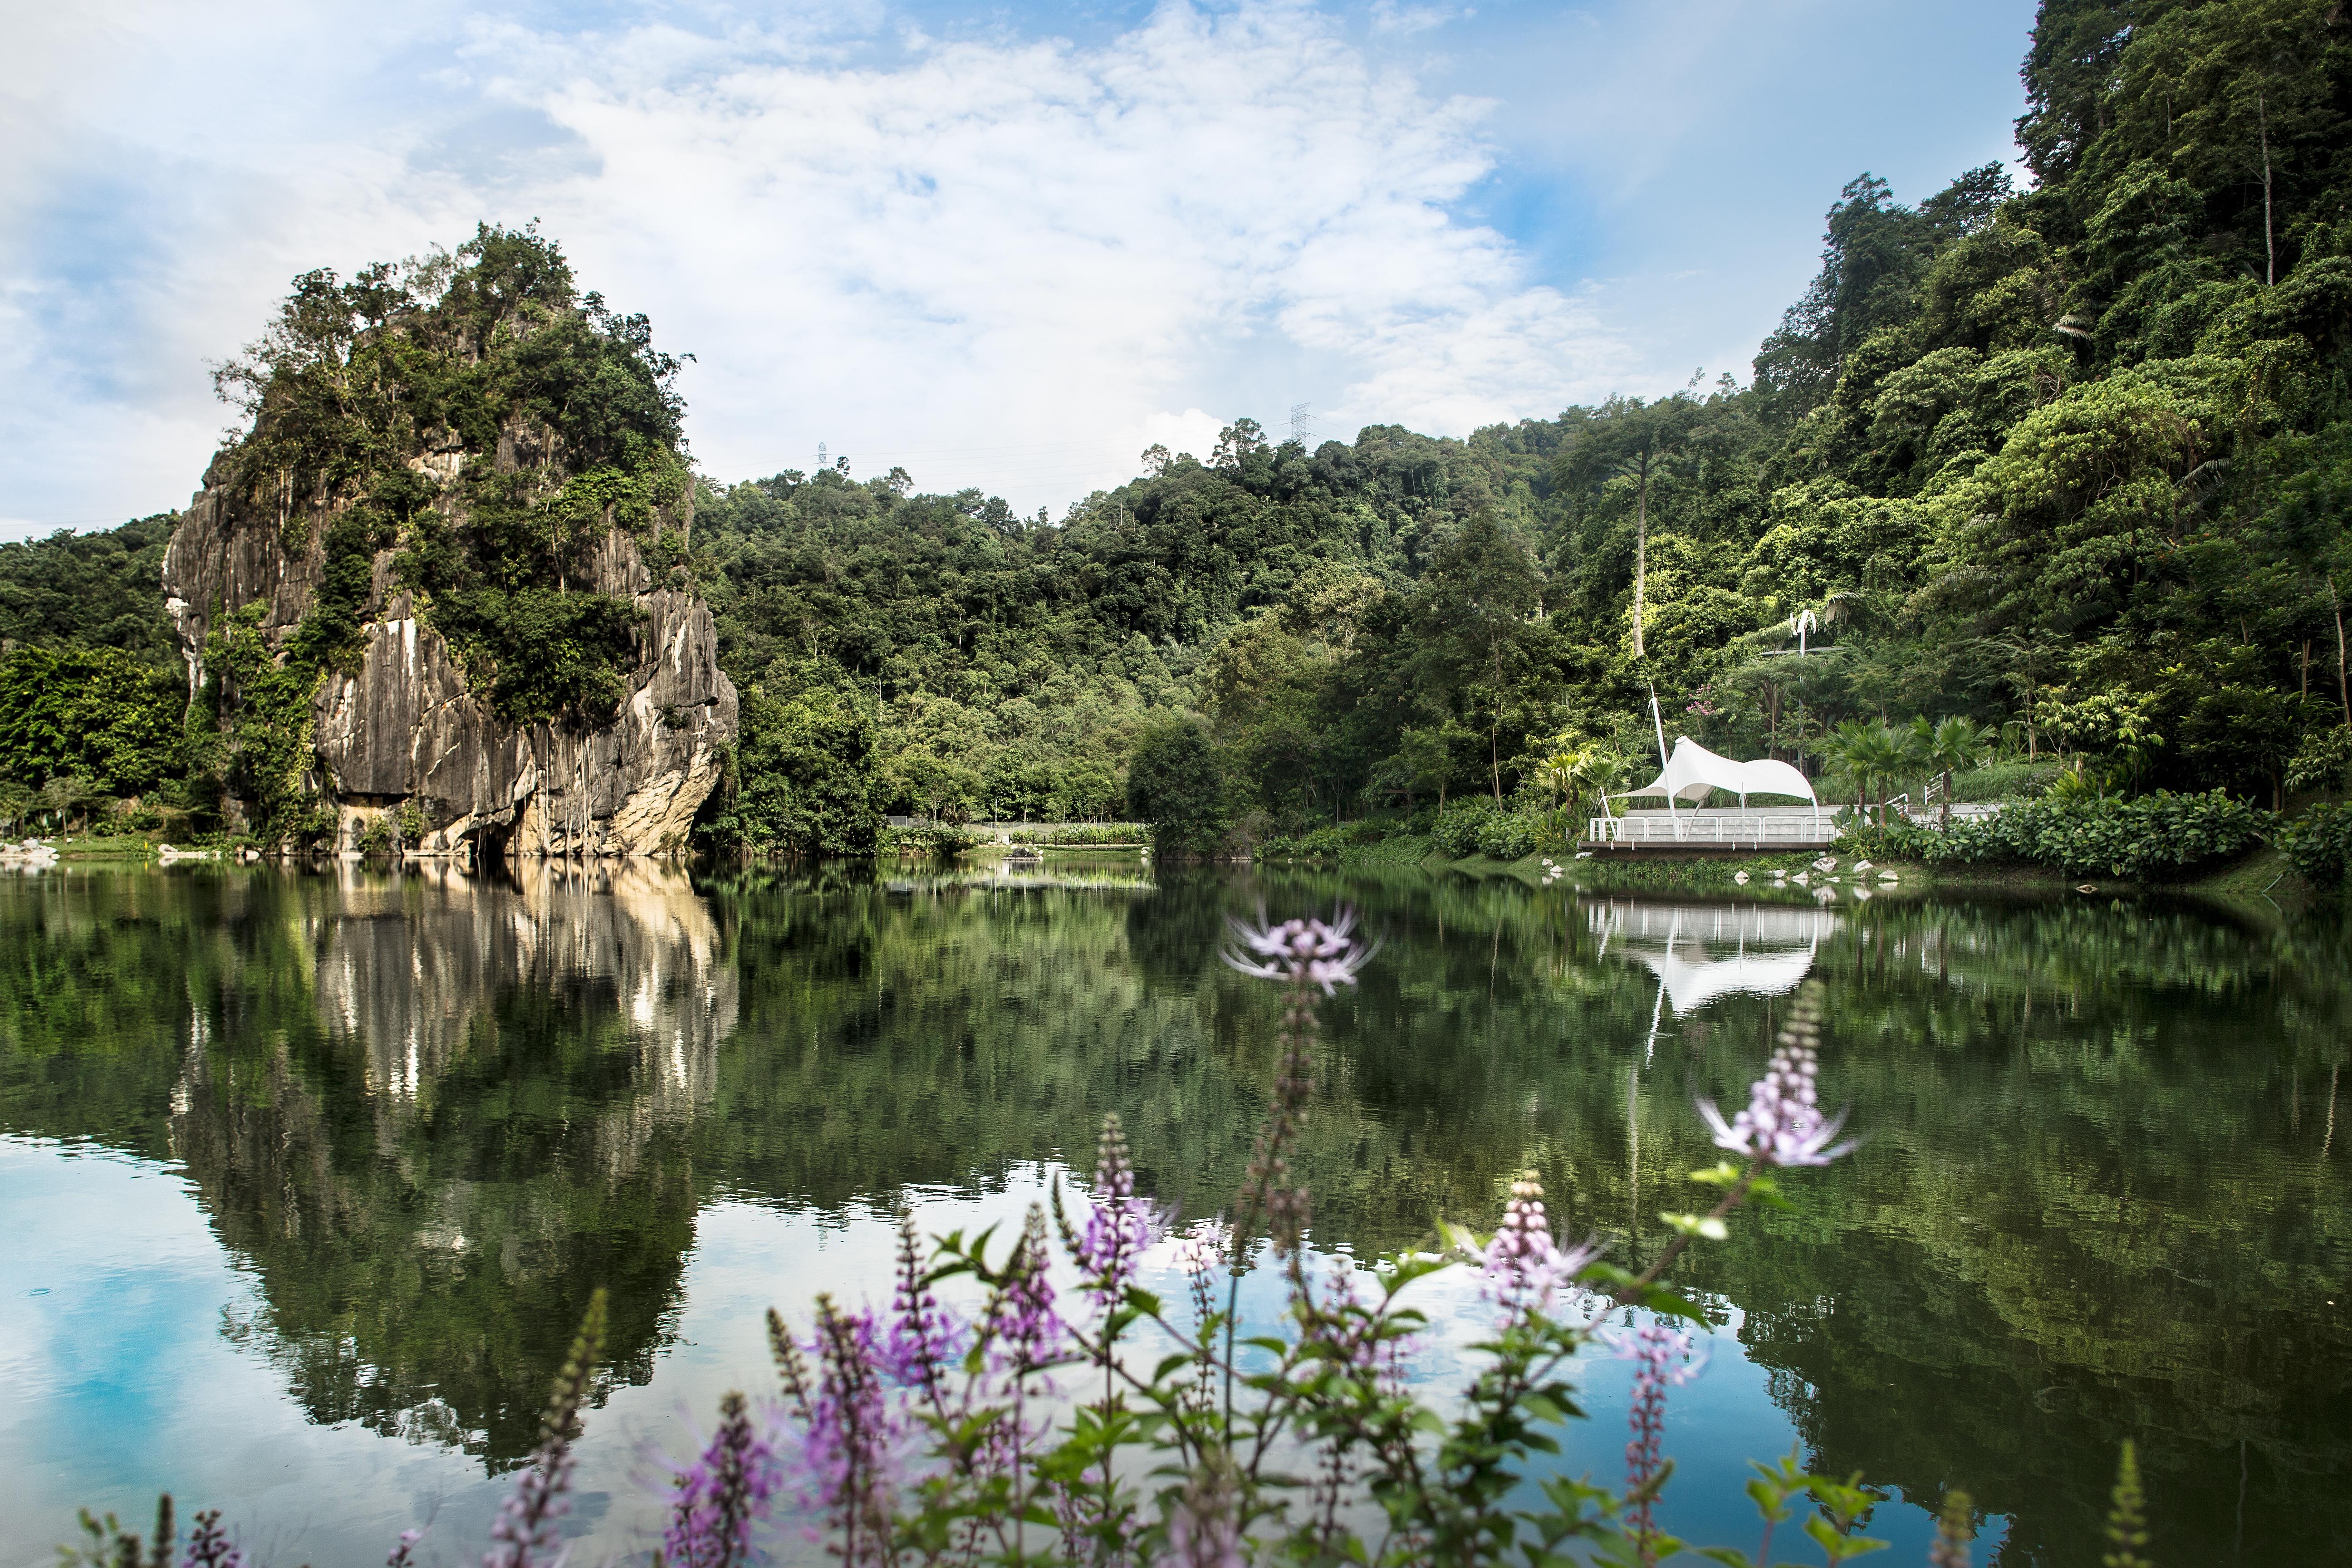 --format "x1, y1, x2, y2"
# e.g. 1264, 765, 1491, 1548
1593, 902, 1838, 1019
1612, 735, 1819, 818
